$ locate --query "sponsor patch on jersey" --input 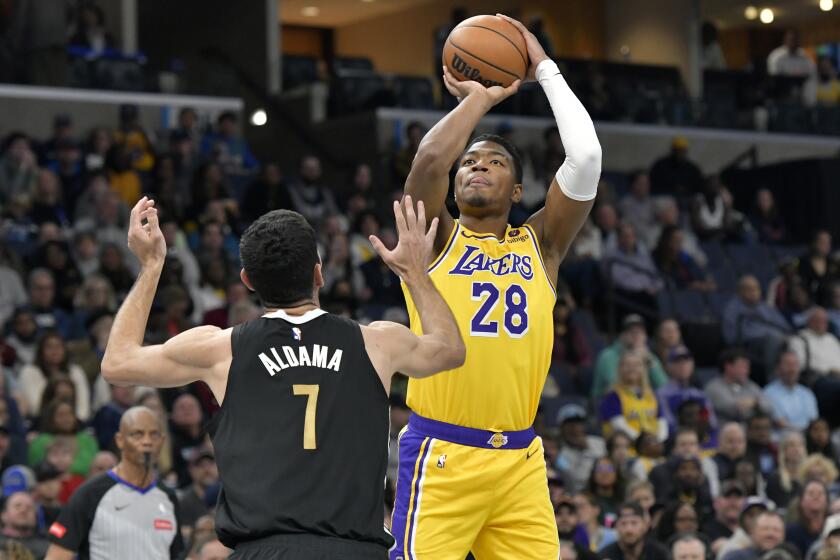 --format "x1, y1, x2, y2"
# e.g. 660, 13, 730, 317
49, 522, 67, 538
154, 519, 174, 531
507, 228, 530, 243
